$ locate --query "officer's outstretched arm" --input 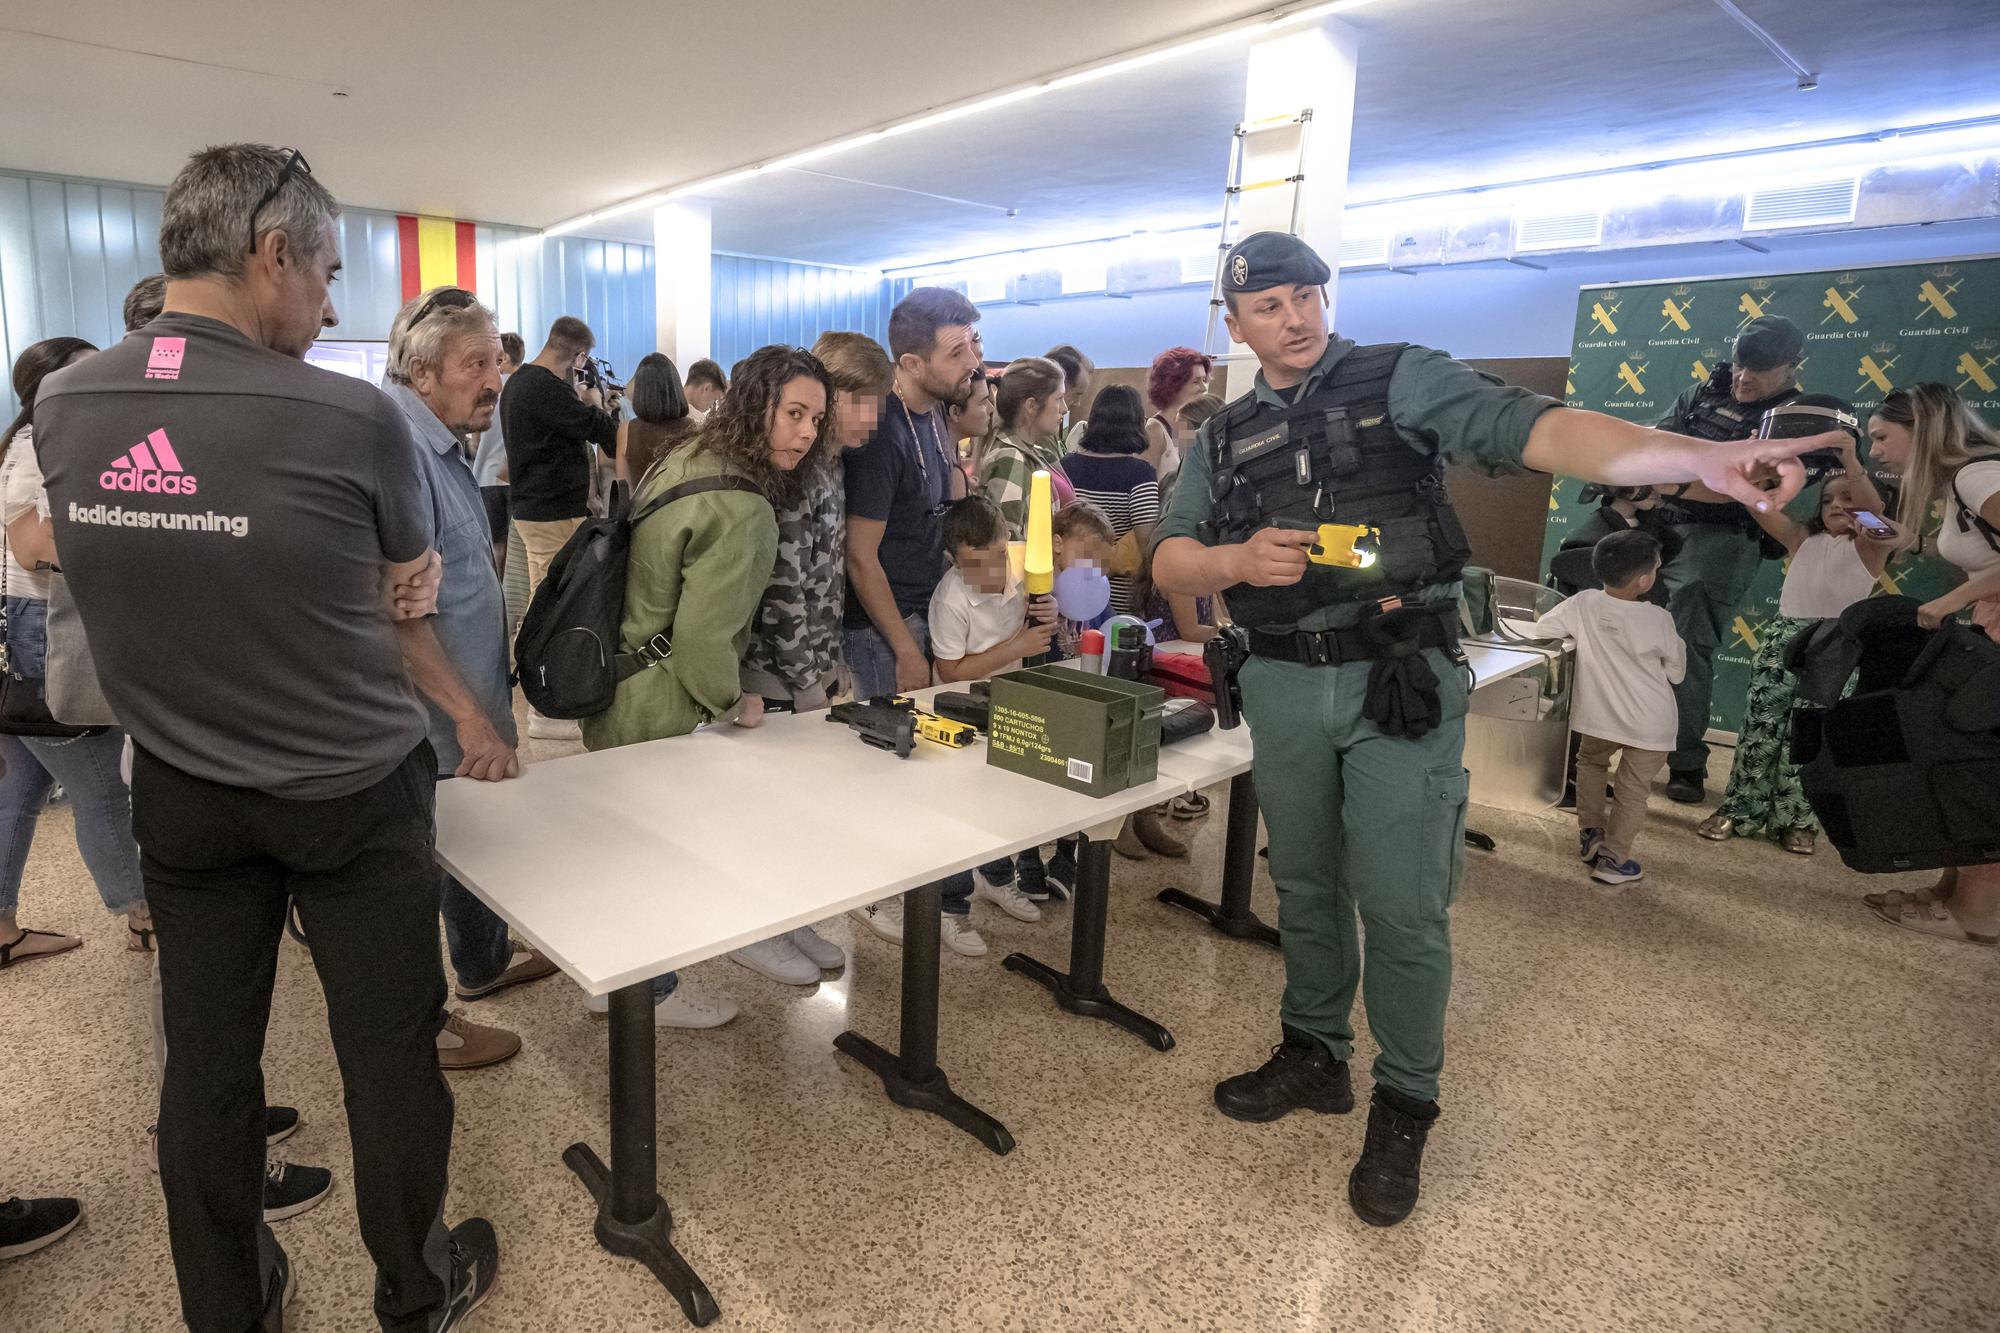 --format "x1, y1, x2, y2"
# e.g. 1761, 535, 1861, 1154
1521, 407, 1847, 514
